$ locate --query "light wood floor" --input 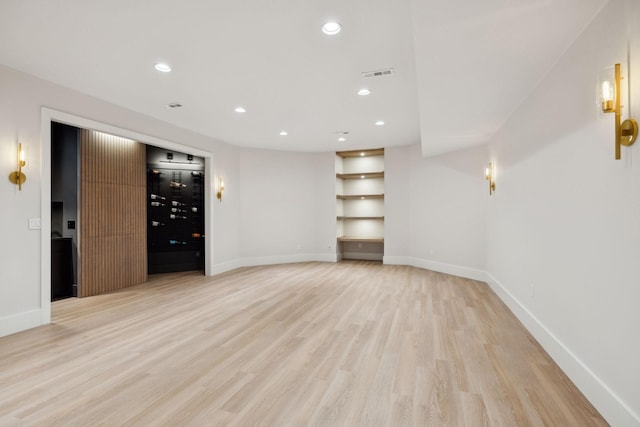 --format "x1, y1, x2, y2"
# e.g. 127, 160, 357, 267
0, 262, 606, 426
